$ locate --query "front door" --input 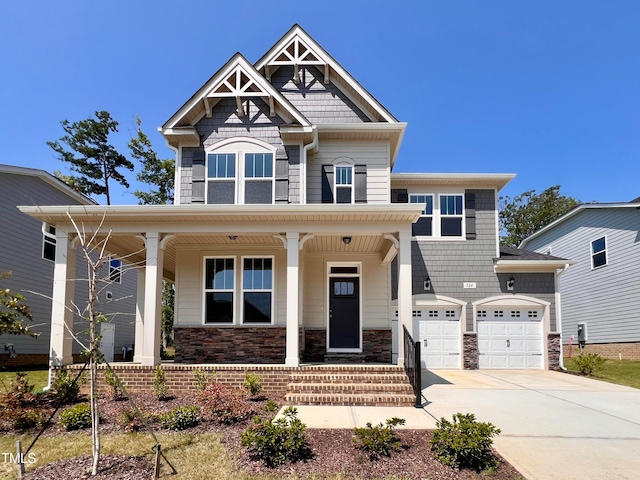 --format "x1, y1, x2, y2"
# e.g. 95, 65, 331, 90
328, 277, 360, 350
